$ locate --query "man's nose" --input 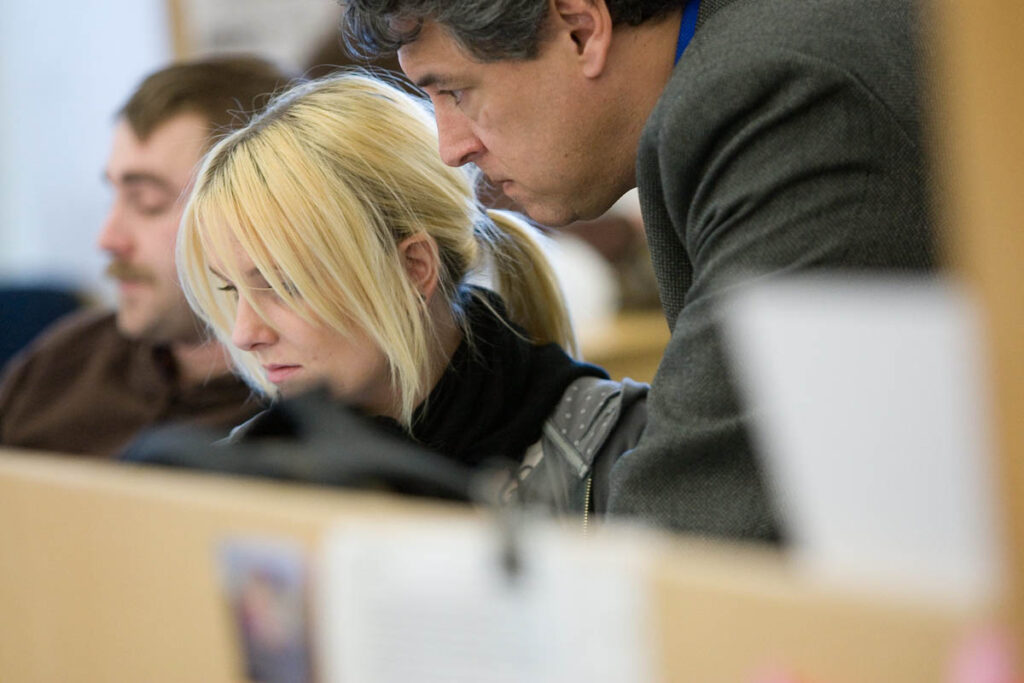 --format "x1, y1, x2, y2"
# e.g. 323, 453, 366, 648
231, 296, 276, 351
96, 202, 132, 255
436, 108, 484, 167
